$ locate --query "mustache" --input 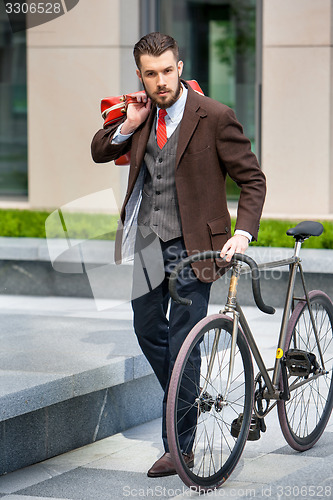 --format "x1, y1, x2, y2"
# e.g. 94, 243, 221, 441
156, 86, 170, 92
